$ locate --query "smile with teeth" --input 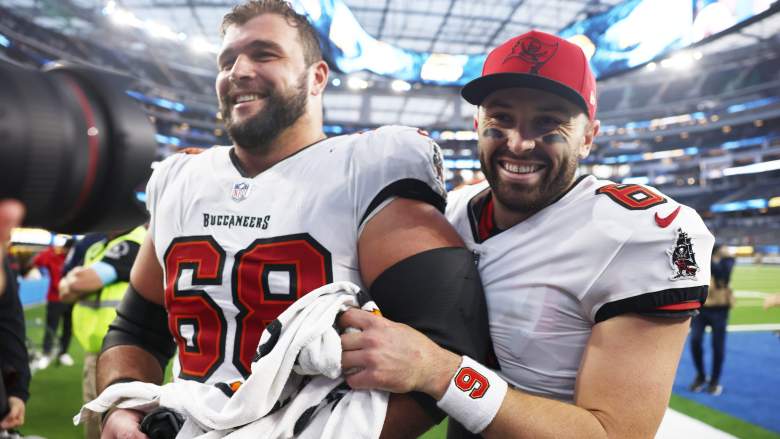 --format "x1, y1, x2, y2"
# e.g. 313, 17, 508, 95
500, 161, 543, 174
234, 94, 263, 104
